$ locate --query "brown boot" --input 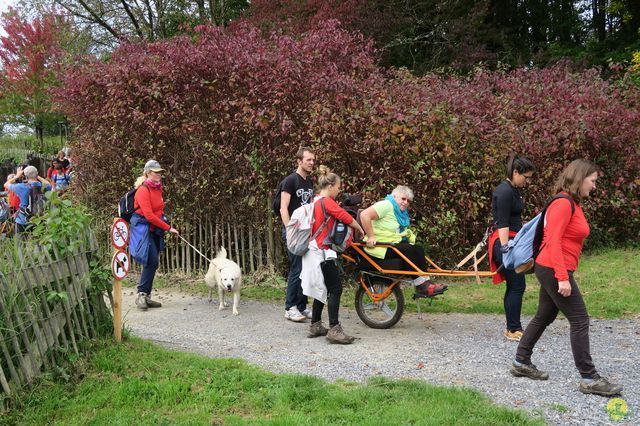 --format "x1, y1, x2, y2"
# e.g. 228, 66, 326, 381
145, 294, 162, 308
308, 321, 329, 338
326, 324, 355, 344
